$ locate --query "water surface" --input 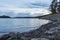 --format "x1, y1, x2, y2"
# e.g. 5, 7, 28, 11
0, 18, 50, 35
